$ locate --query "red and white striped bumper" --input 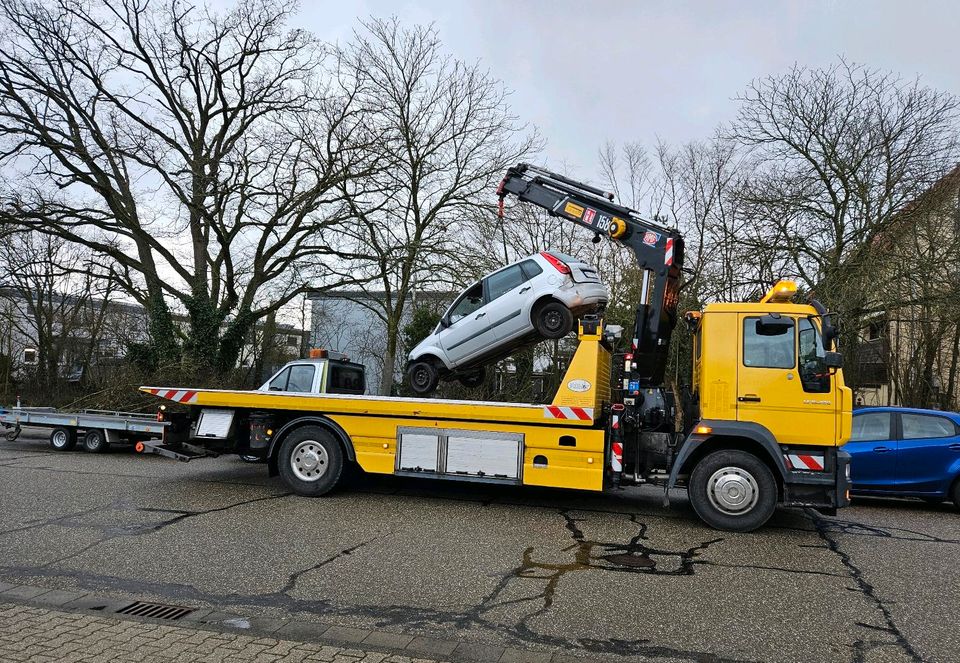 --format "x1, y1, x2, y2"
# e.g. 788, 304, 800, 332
543, 405, 593, 421
785, 453, 825, 471
144, 388, 199, 405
